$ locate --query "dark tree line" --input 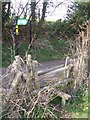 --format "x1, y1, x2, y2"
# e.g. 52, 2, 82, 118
2, 2, 11, 27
